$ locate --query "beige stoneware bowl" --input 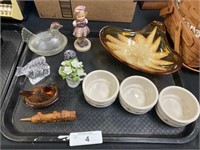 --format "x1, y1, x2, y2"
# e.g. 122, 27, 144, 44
119, 76, 159, 114
82, 70, 119, 108
156, 86, 200, 127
